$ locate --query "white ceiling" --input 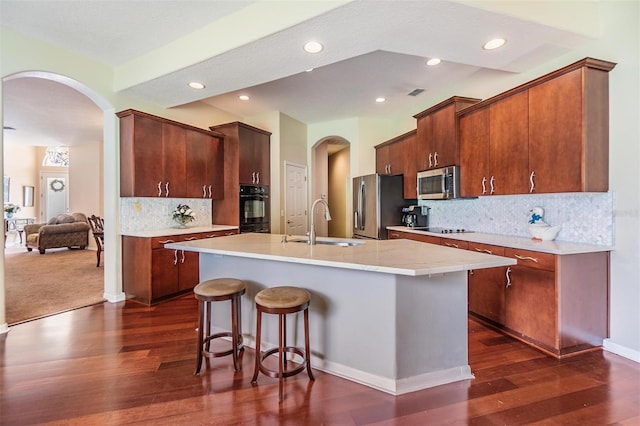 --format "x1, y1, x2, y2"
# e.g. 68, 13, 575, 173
1, 0, 596, 147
